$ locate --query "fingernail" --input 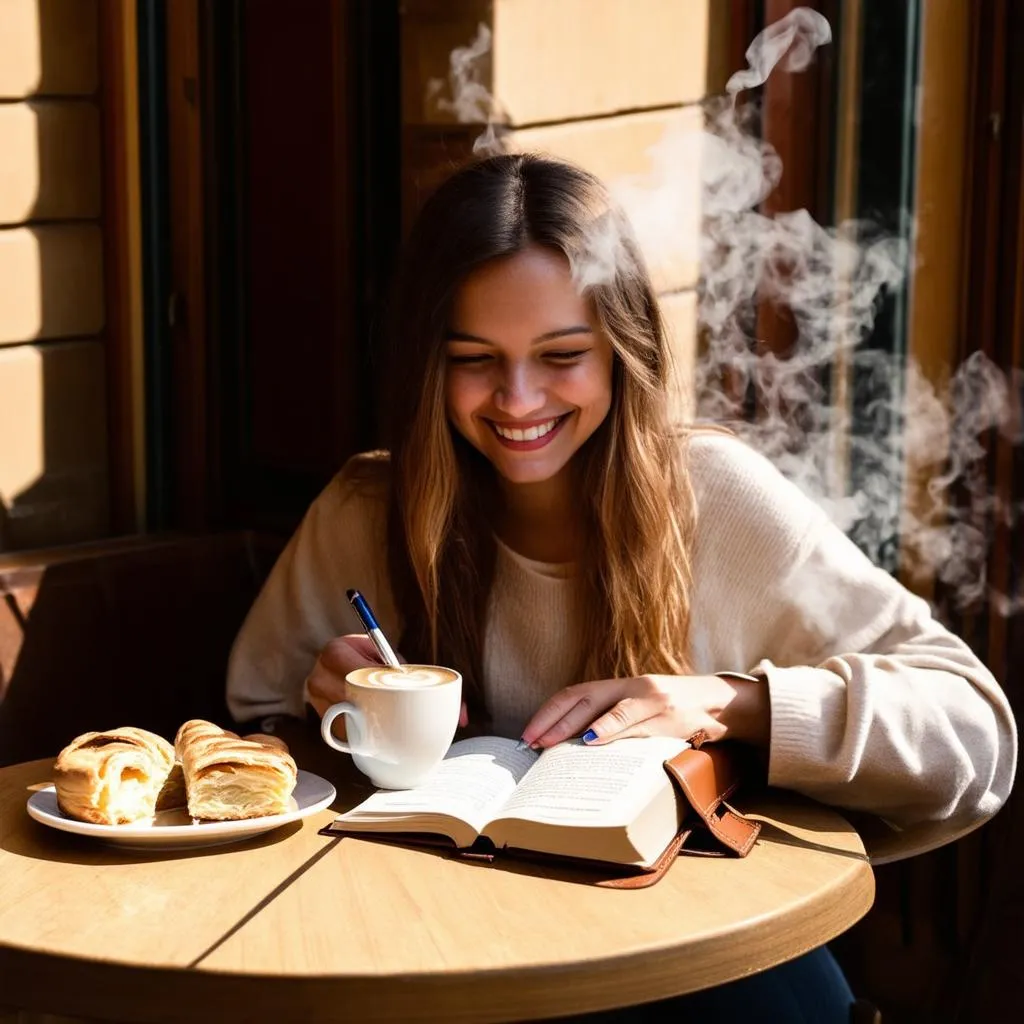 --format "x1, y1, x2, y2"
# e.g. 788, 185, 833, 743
582, 729, 598, 743
515, 737, 530, 751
